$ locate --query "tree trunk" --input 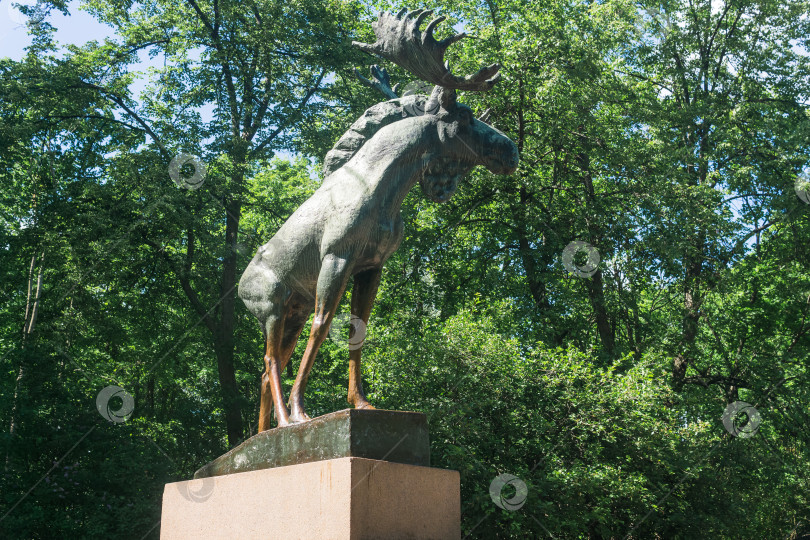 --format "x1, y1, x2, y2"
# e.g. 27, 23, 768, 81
577, 141, 615, 356
214, 196, 243, 446
515, 197, 549, 311
6, 251, 44, 471
674, 244, 703, 389
213, 335, 243, 446
585, 269, 615, 356
513, 78, 554, 315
